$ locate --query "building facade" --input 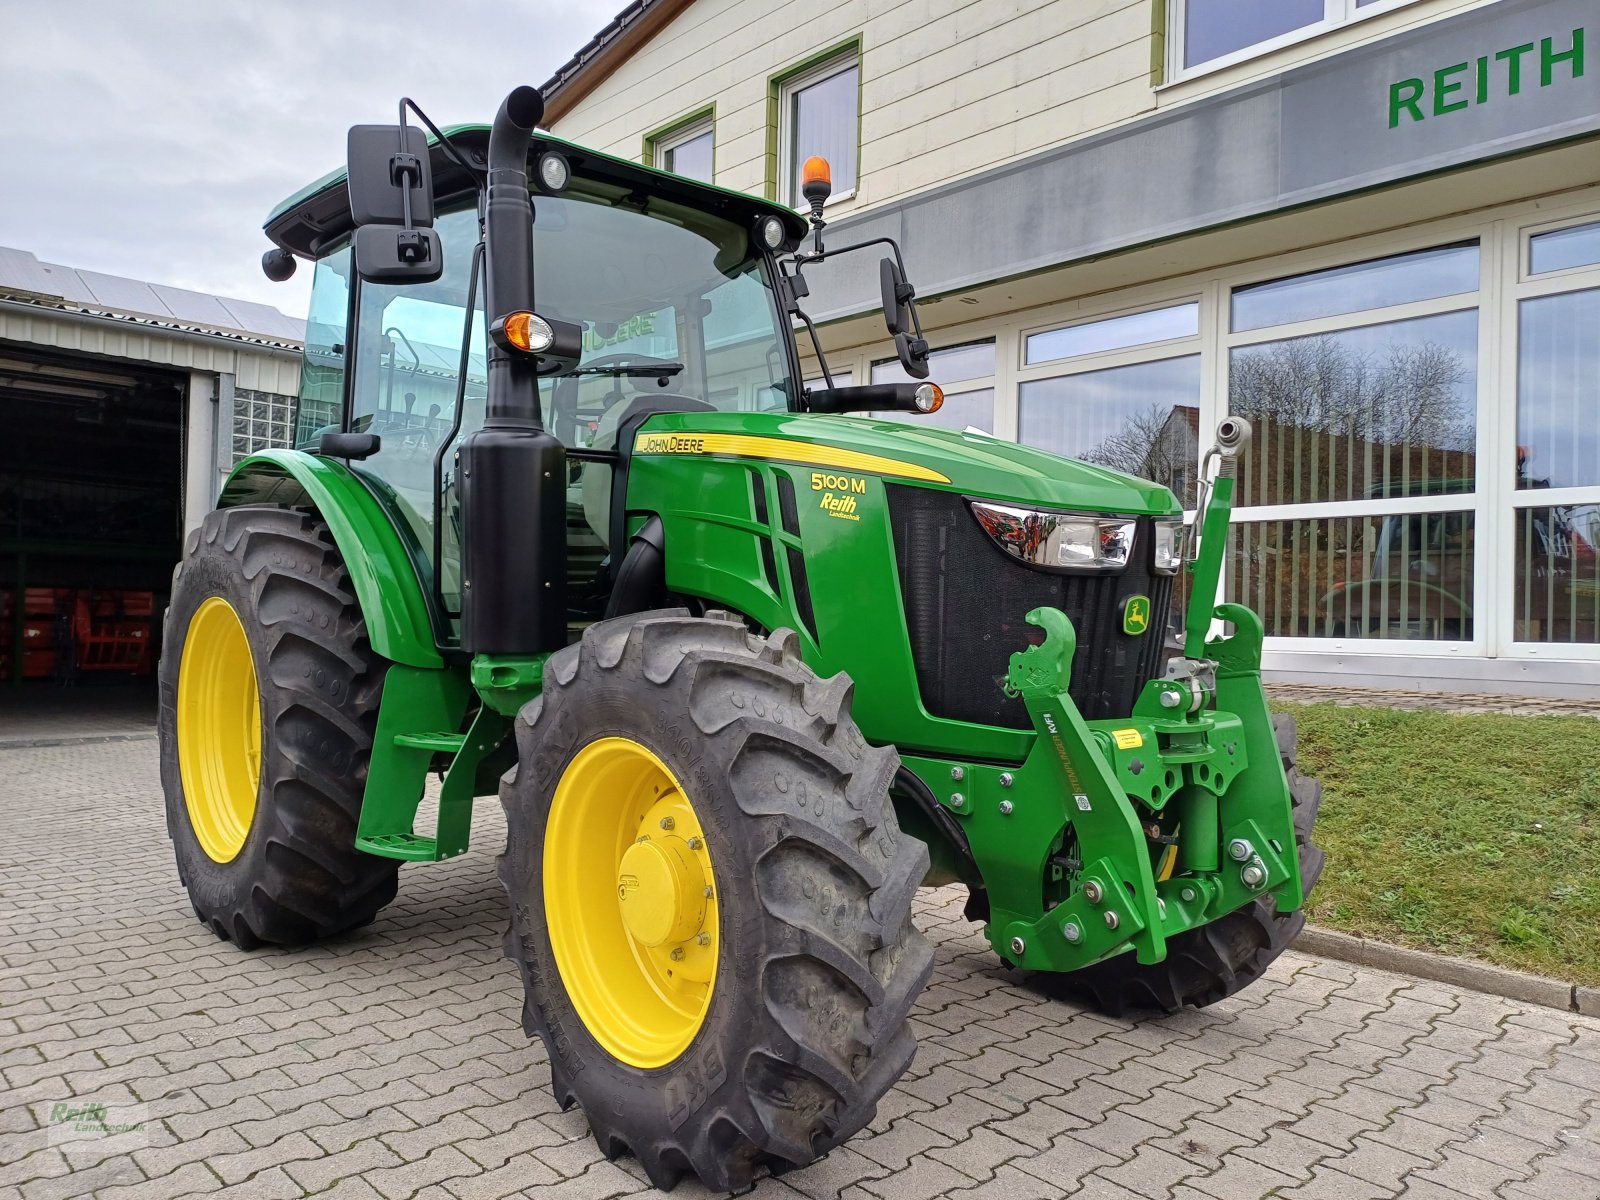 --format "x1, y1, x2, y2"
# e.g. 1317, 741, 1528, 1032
543, 0, 1600, 697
